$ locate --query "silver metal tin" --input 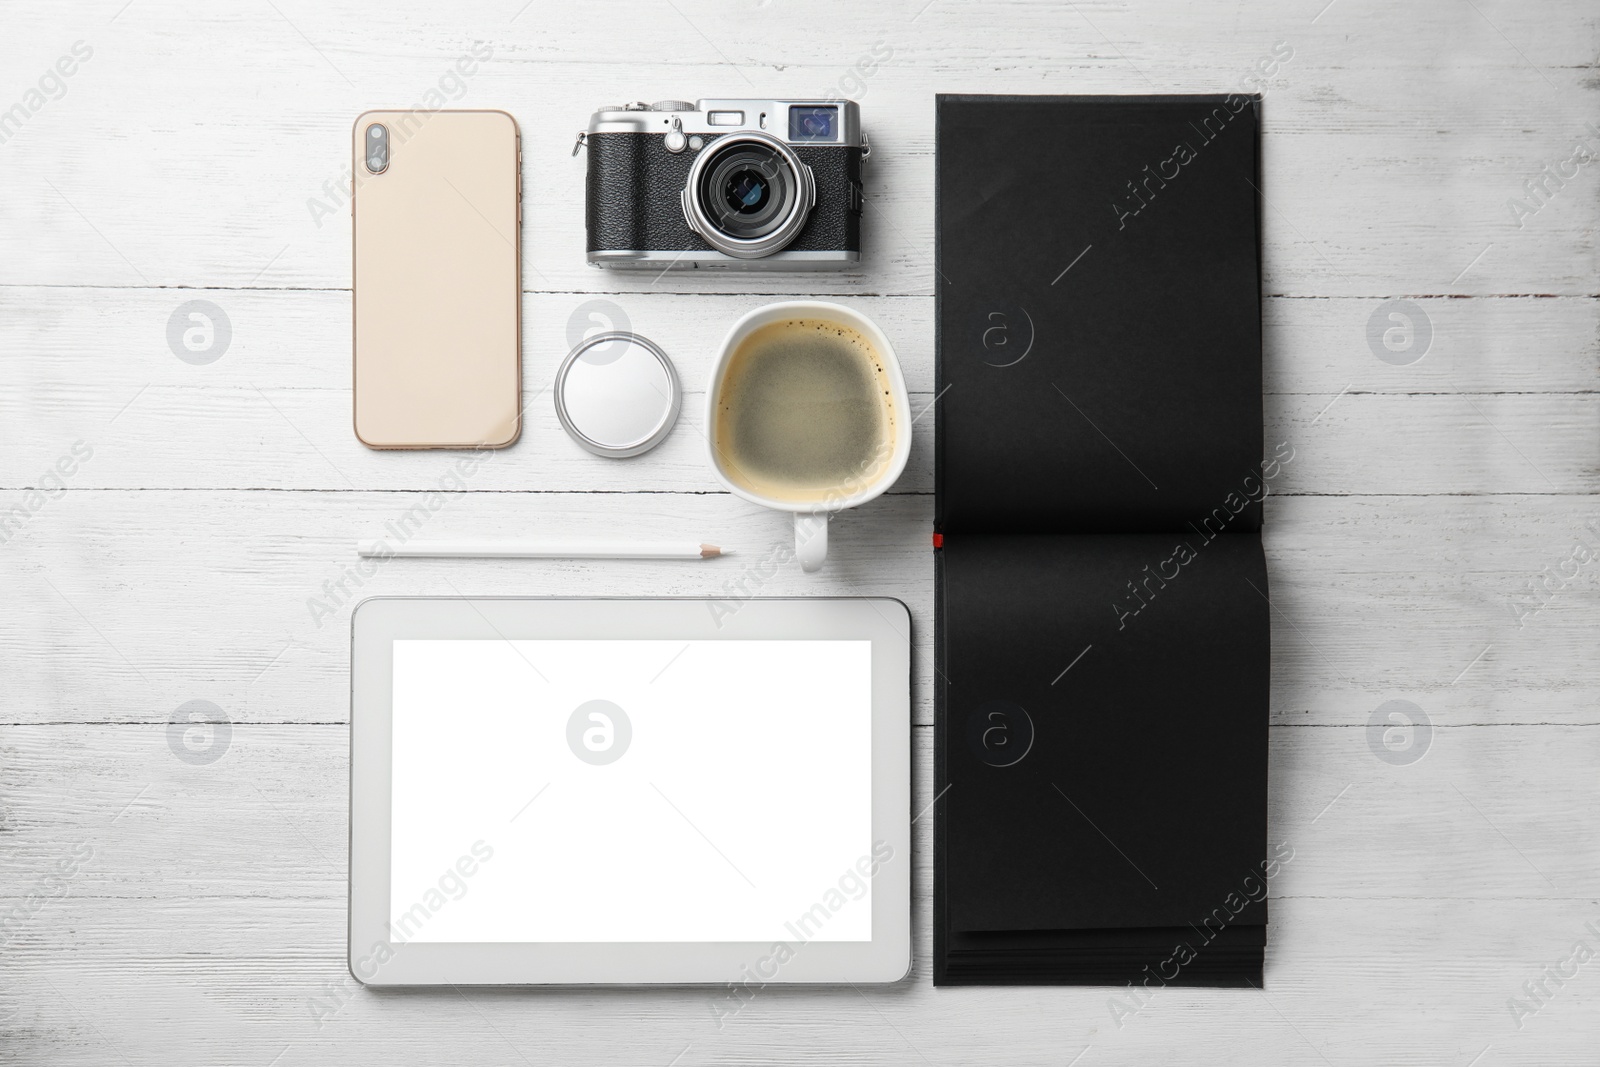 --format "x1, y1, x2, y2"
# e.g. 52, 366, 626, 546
554, 332, 681, 458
